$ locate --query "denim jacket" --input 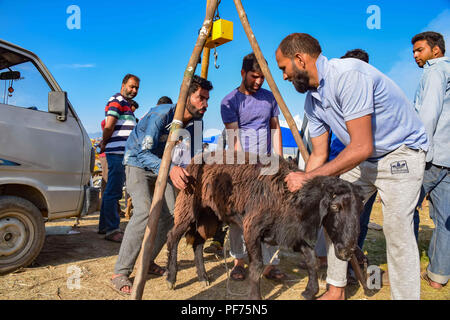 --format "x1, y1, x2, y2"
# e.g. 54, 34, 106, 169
123, 103, 203, 174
